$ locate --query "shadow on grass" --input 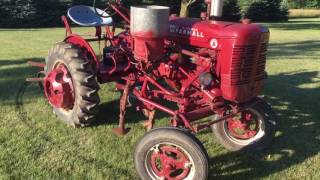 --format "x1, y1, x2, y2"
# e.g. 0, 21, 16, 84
0, 29, 43, 32
0, 58, 43, 66
93, 71, 320, 178
2, 57, 169, 128
0, 58, 44, 104
93, 99, 175, 127
209, 70, 320, 179
0, 58, 46, 130
4, 59, 320, 178
93, 100, 146, 126
268, 40, 320, 59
